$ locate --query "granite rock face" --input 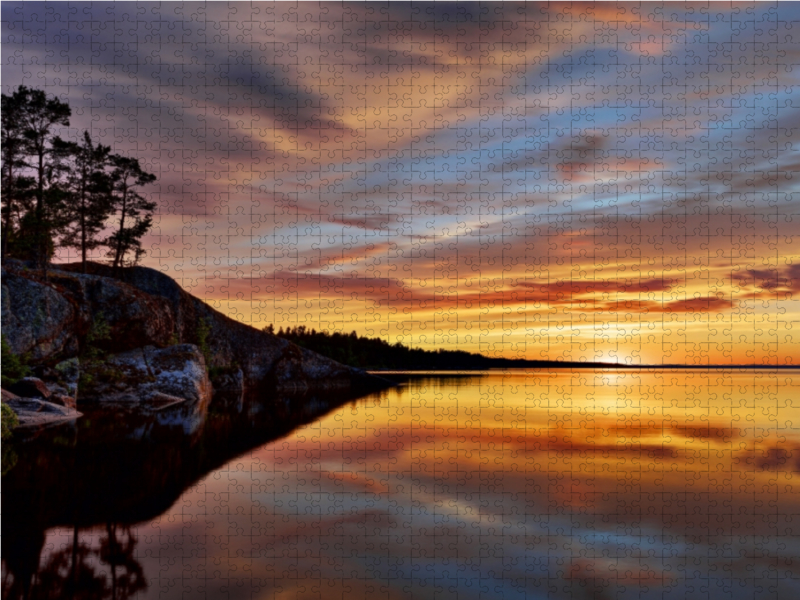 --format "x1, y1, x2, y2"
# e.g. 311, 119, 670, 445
56, 262, 381, 392
1, 267, 78, 360
80, 344, 212, 407
38, 269, 175, 353
1, 261, 390, 400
